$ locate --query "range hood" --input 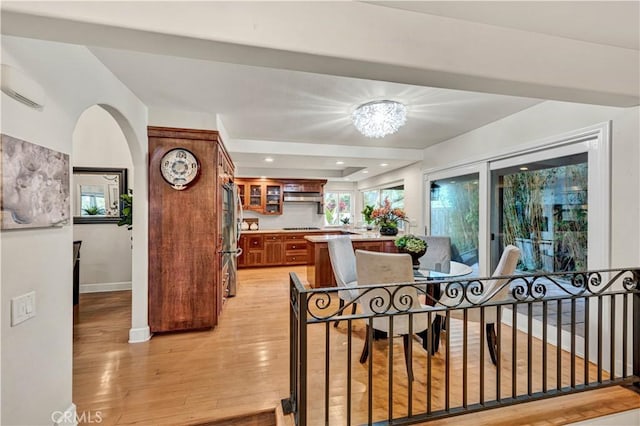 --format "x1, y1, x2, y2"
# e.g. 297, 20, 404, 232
283, 193, 323, 203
